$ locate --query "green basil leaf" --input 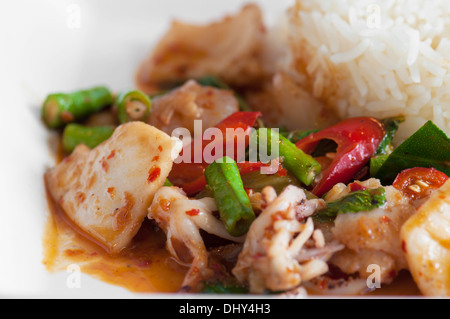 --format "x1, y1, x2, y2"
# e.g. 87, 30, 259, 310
369, 154, 389, 177
375, 116, 405, 155
375, 121, 450, 185
313, 188, 386, 223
